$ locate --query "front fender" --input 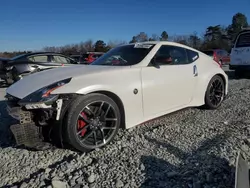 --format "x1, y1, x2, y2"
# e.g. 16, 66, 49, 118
75, 85, 113, 94
51, 69, 144, 129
